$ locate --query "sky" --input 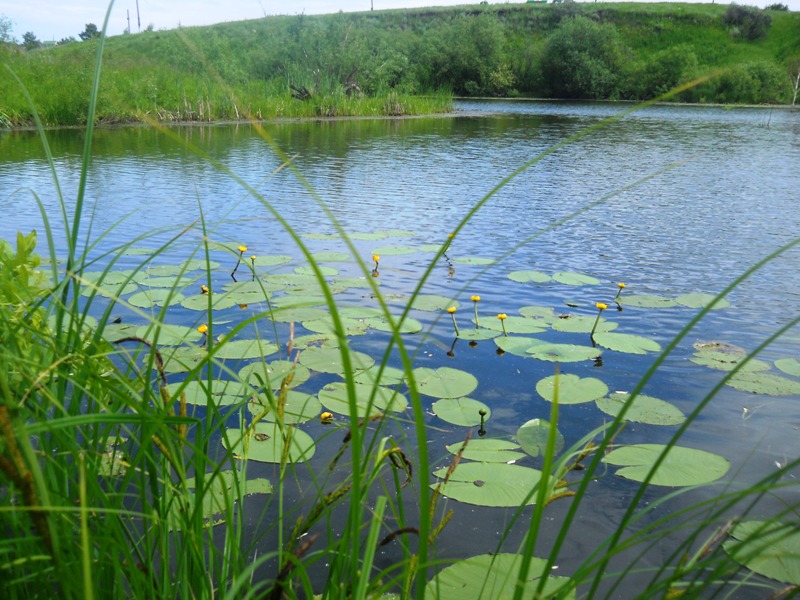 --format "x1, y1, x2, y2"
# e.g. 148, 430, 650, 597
1, 0, 797, 42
